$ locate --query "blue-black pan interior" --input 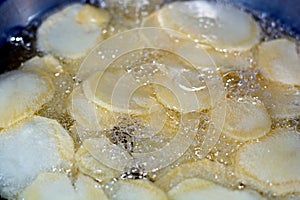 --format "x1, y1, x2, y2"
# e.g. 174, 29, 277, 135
0, 0, 299, 199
